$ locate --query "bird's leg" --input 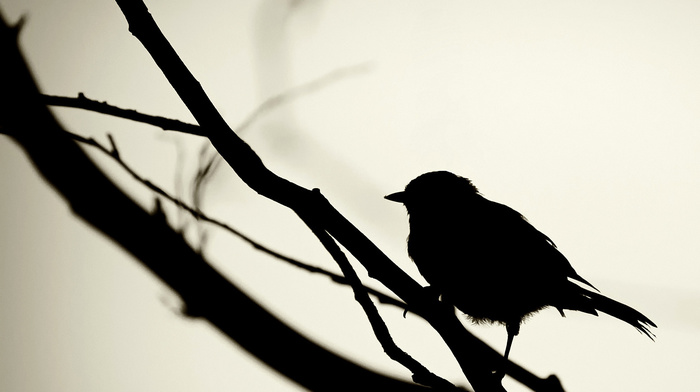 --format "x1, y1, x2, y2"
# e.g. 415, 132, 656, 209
503, 323, 519, 361
503, 332, 514, 362
503, 322, 520, 360
496, 323, 520, 379
404, 285, 443, 317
